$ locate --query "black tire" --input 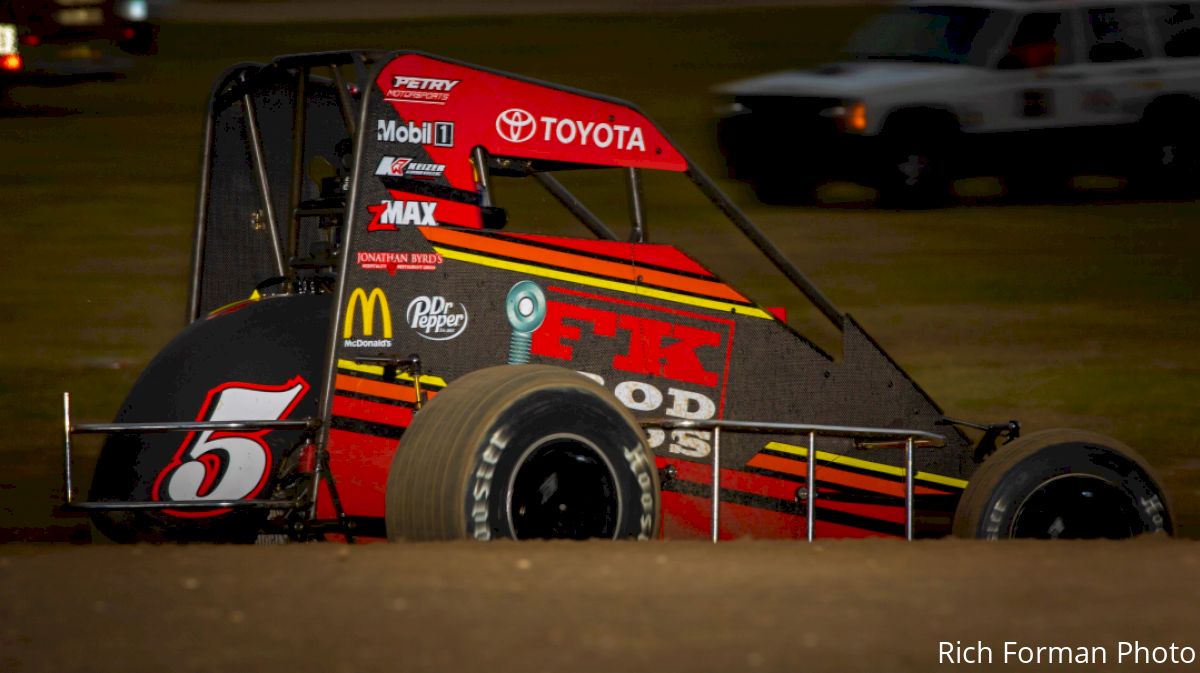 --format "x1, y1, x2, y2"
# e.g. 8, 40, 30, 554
953, 429, 1173, 539
385, 365, 660, 542
874, 114, 958, 209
